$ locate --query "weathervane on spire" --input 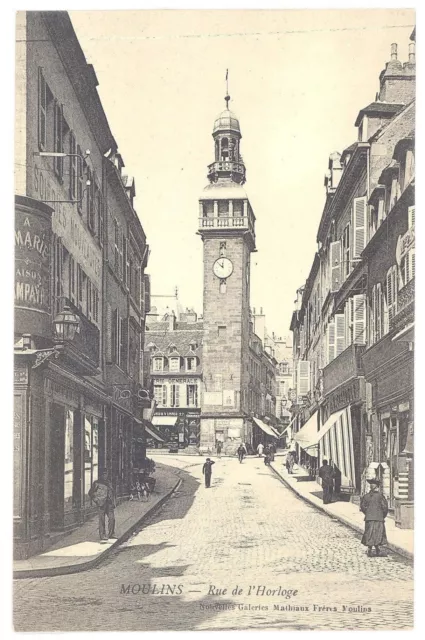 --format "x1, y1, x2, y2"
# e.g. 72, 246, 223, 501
225, 69, 230, 109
